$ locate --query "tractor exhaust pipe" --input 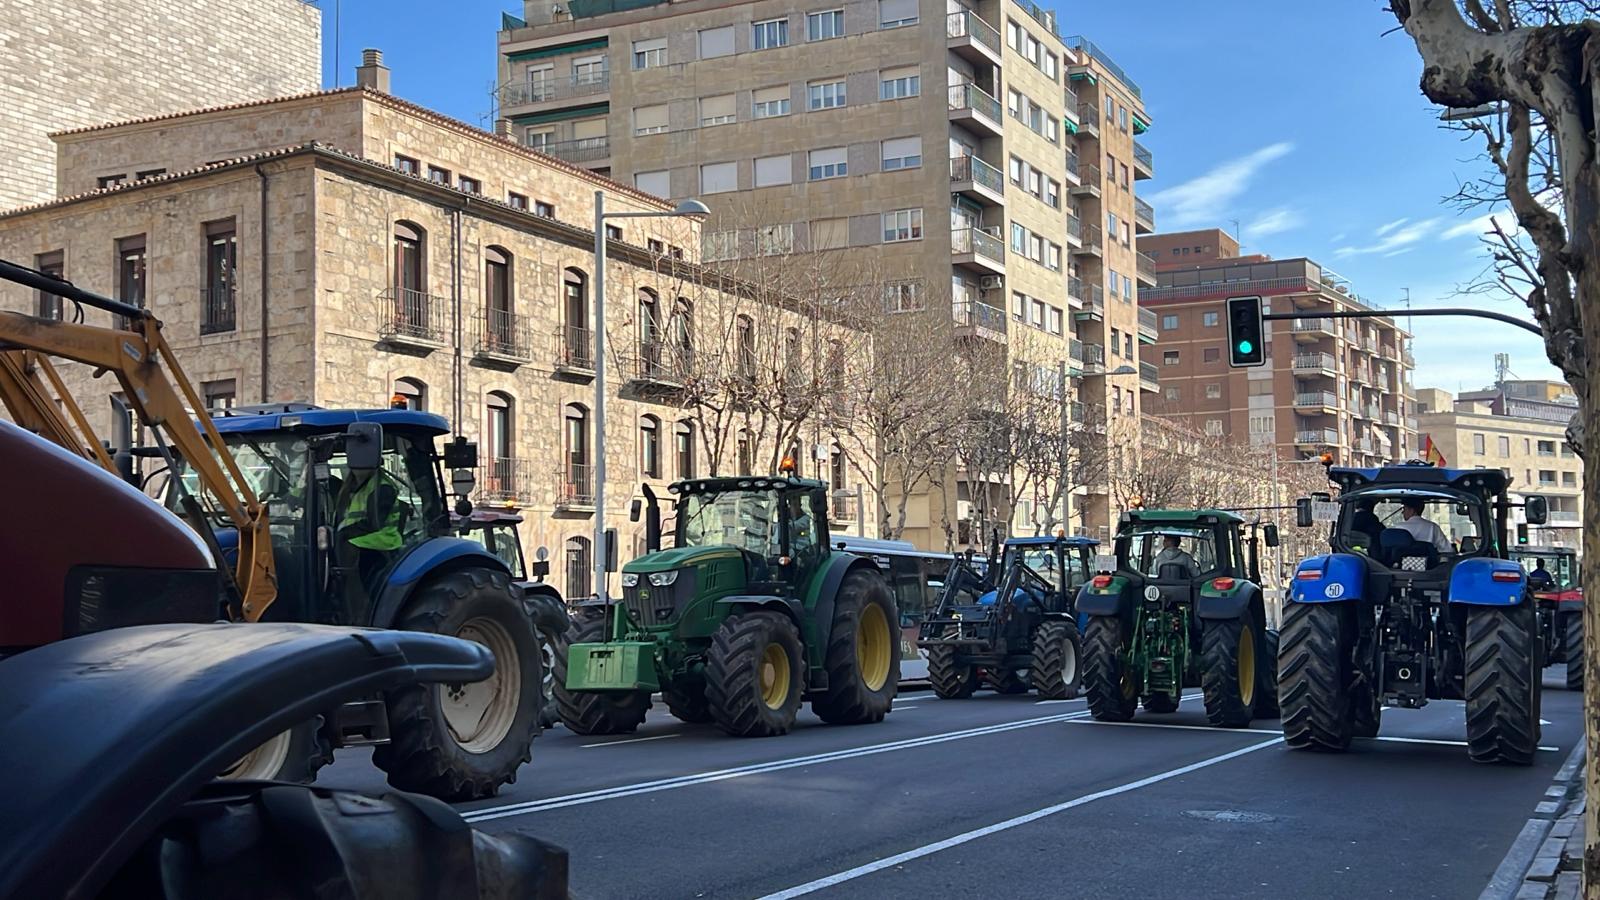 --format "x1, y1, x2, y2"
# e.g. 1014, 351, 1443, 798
642, 483, 661, 552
